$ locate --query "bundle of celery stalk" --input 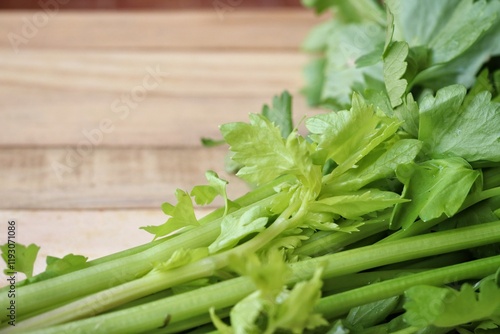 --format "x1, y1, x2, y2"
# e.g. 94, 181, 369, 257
1, 0, 500, 333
